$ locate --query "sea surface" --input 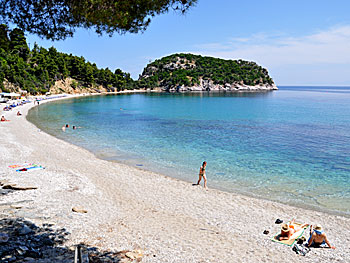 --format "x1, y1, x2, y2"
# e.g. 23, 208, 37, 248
27, 86, 350, 216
